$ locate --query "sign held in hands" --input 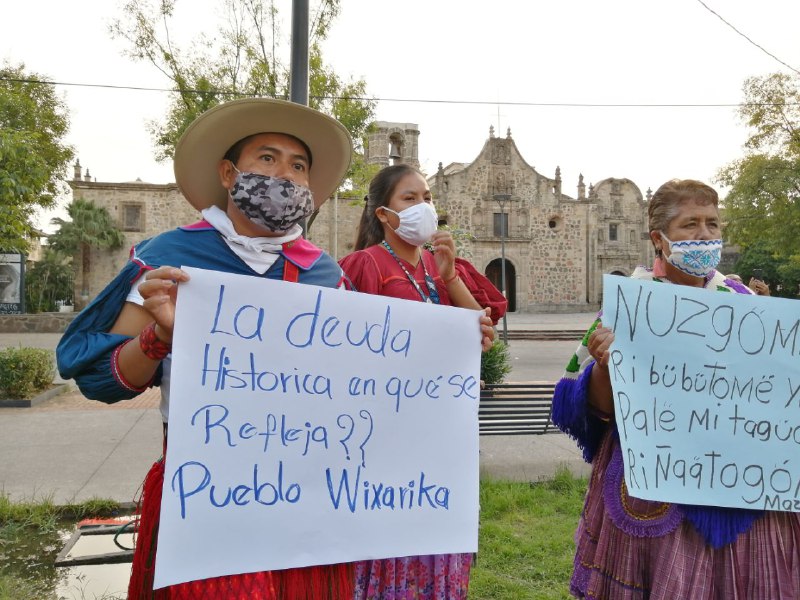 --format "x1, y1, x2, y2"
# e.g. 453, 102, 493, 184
153, 267, 482, 589
602, 275, 800, 513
